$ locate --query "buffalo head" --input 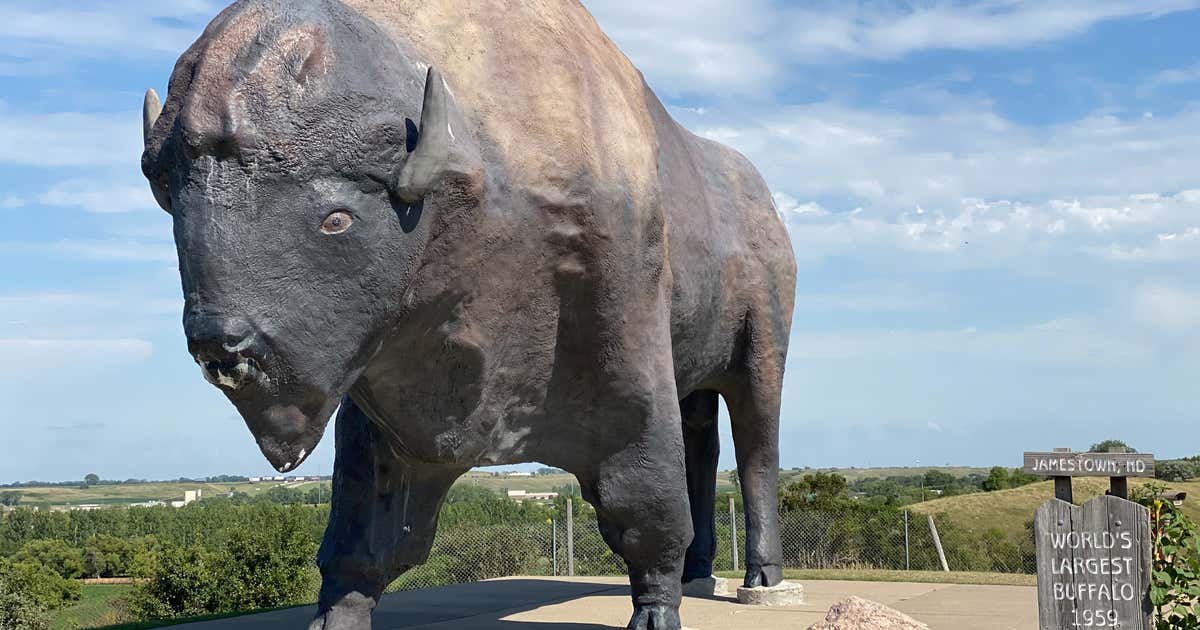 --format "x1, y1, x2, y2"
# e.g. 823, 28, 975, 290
141, 0, 480, 471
